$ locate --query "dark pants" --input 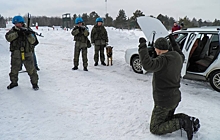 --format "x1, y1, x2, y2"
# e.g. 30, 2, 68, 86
150, 104, 188, 135
94, 45, 105, 63
73, 46, 88, 68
